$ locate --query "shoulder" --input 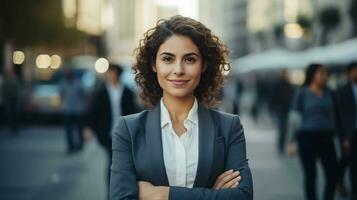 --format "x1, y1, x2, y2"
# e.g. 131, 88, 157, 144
118, 110, 149, 129
206, 109, 245, 144
112, 110, 149, 141
339, 83, 352, 92
209, 108, 239, 120
94, 83, 107, 95
123, 86, 135, 94
324, 87, 336, 98
297, 86, 307, 94
207, 109, 242, 130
